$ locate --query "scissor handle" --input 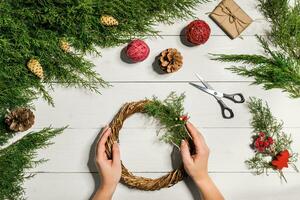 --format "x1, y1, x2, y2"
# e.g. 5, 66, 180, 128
223, 93, 245, 103
217, 100, 234, 119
